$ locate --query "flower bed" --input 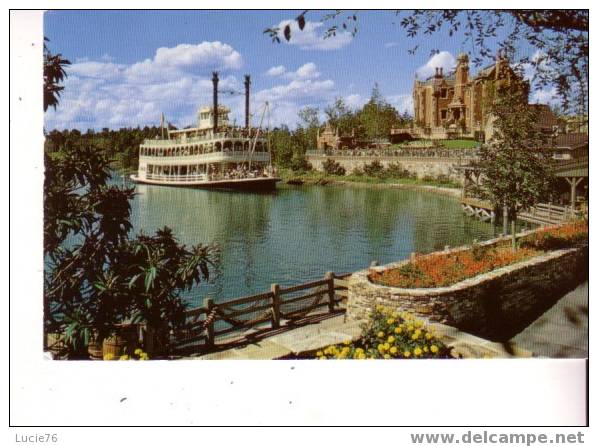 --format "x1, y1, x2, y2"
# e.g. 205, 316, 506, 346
370, 221, 587, 289
316, 305, 451, 359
